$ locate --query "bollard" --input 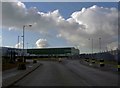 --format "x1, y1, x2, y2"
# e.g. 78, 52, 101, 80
33, 59, 37, 63
85, 58, 89, 62
17, 62, 26, 70
17, 58, 26, 70
118, 65, 120, 71
91, 59, 95, 64
99, 59, 104, 67
84, 59, 87, 62
118, 62, 120, 71
58, 58, 62, 63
